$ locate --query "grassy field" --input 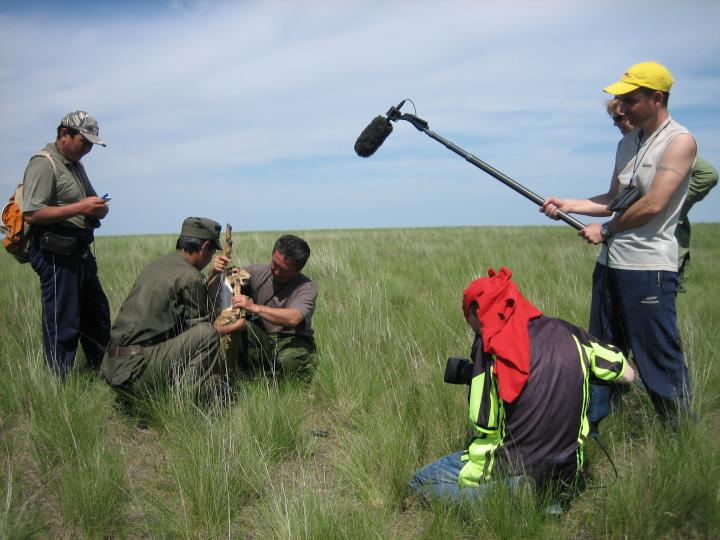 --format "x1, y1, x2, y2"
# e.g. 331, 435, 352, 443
1, 224, 719, 539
